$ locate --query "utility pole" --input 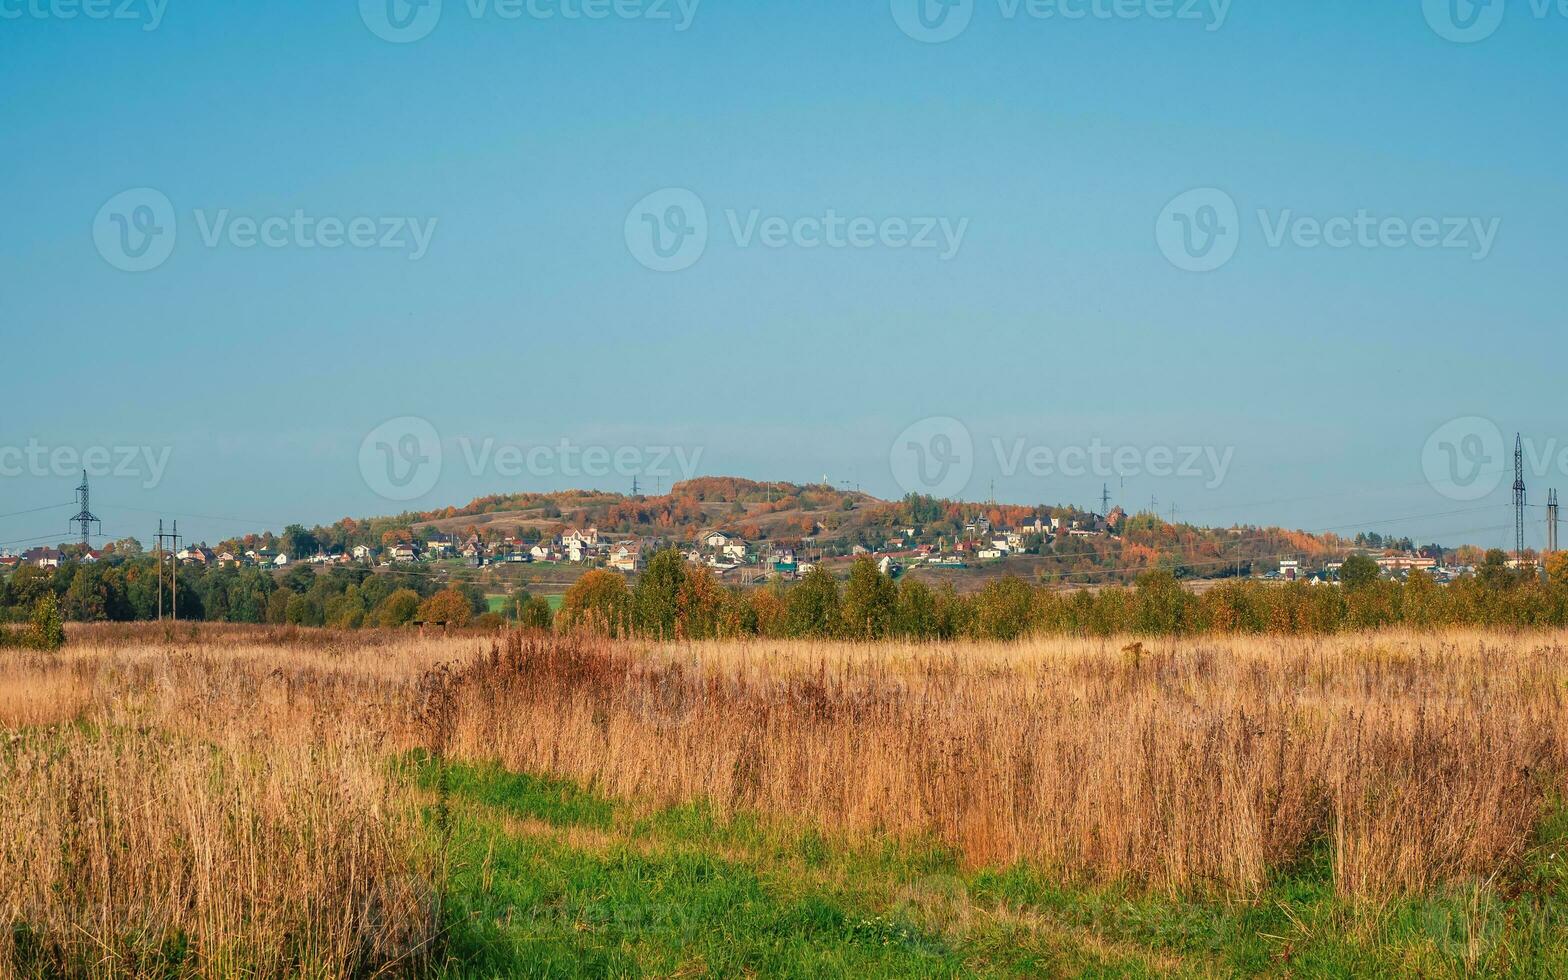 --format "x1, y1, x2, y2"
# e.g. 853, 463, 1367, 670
70, 470, 100, 548
1549, 489, 1560, 555
1514, 433, 1528, 564
155, 520, 182, 621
